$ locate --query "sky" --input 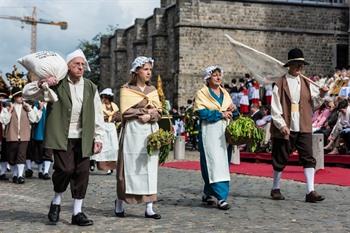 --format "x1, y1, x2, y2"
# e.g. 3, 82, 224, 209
0, 0, 160, 76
